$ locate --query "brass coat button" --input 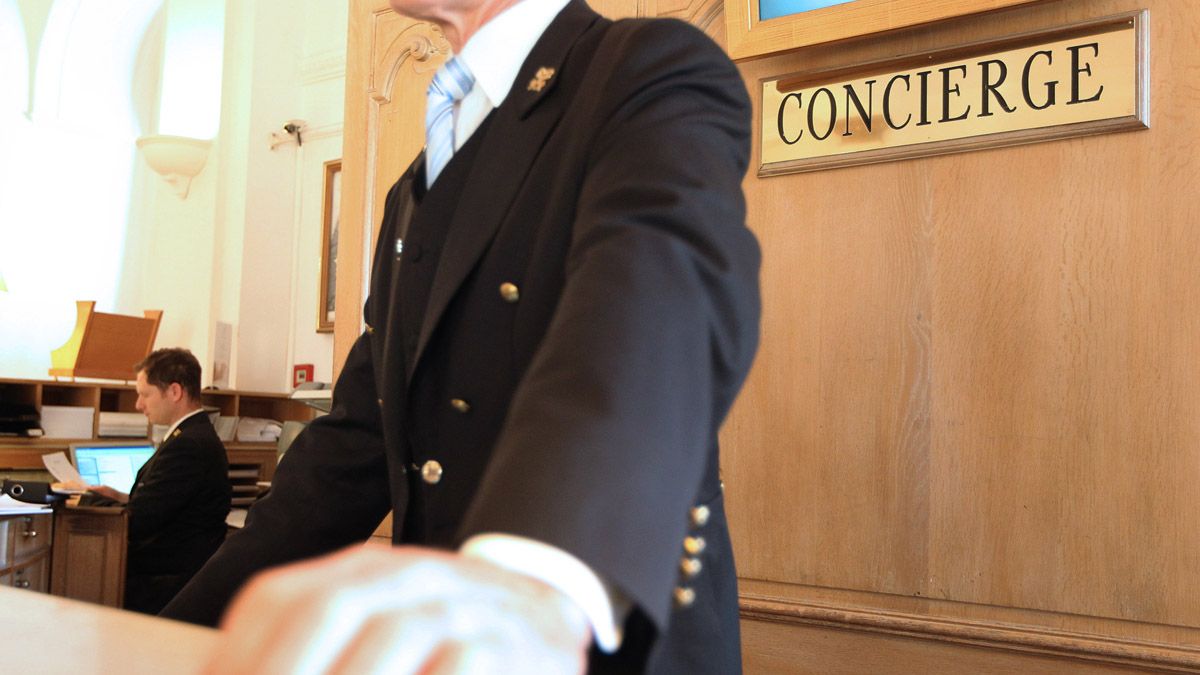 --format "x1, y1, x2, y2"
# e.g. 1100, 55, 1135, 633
690, 505, 710, 528
365, 324, 375, 335
680, 557, 702, 578
499, 282, 520, 303
421, 460, 443, 484
683, 536, 706, 555
674, 587, 696, 608
377, 398, 384, 407
450, 398, 471, 413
